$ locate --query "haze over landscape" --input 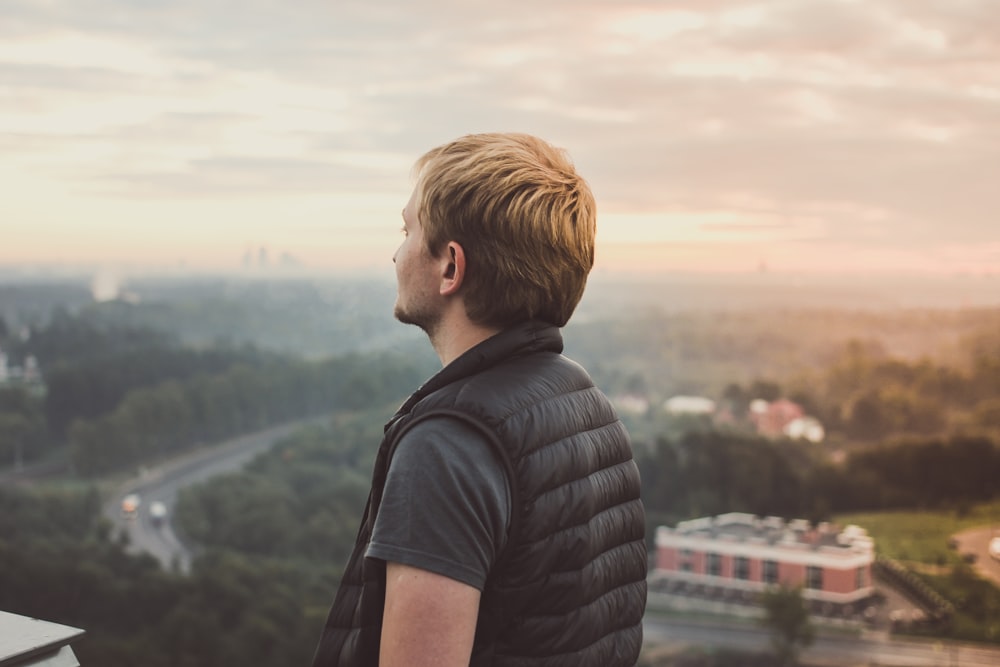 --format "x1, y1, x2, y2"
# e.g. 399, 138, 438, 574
3, 5, 1000, 665
3, 0, 998, 276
